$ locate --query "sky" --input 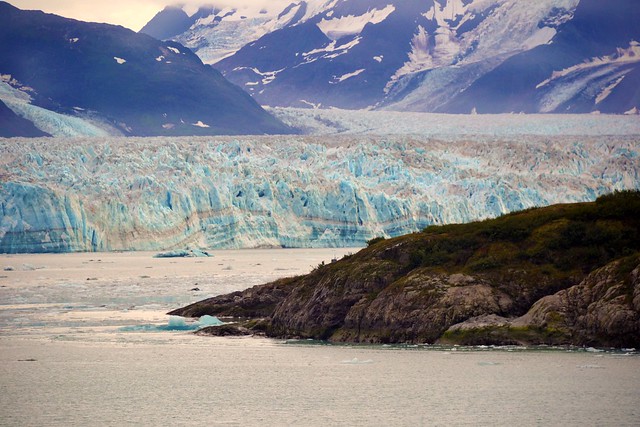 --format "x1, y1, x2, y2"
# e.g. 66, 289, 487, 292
6, 1, 281, 32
